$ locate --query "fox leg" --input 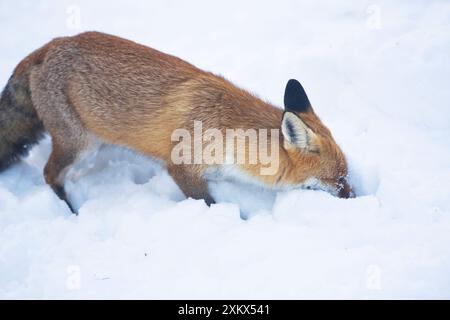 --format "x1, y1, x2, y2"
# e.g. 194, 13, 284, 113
44, 140, 79, 213
43, 126, 95, 214
168, 165, 215, 206
30, 66, 93, 213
